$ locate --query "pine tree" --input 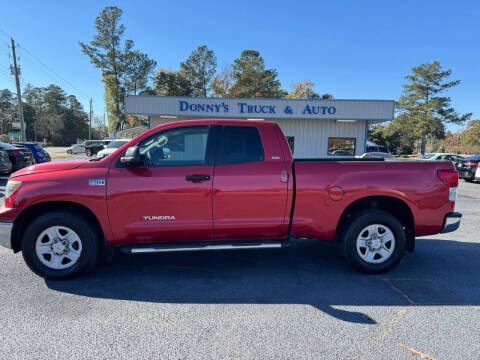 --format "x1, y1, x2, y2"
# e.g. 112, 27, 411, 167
397, 61, 471, 154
